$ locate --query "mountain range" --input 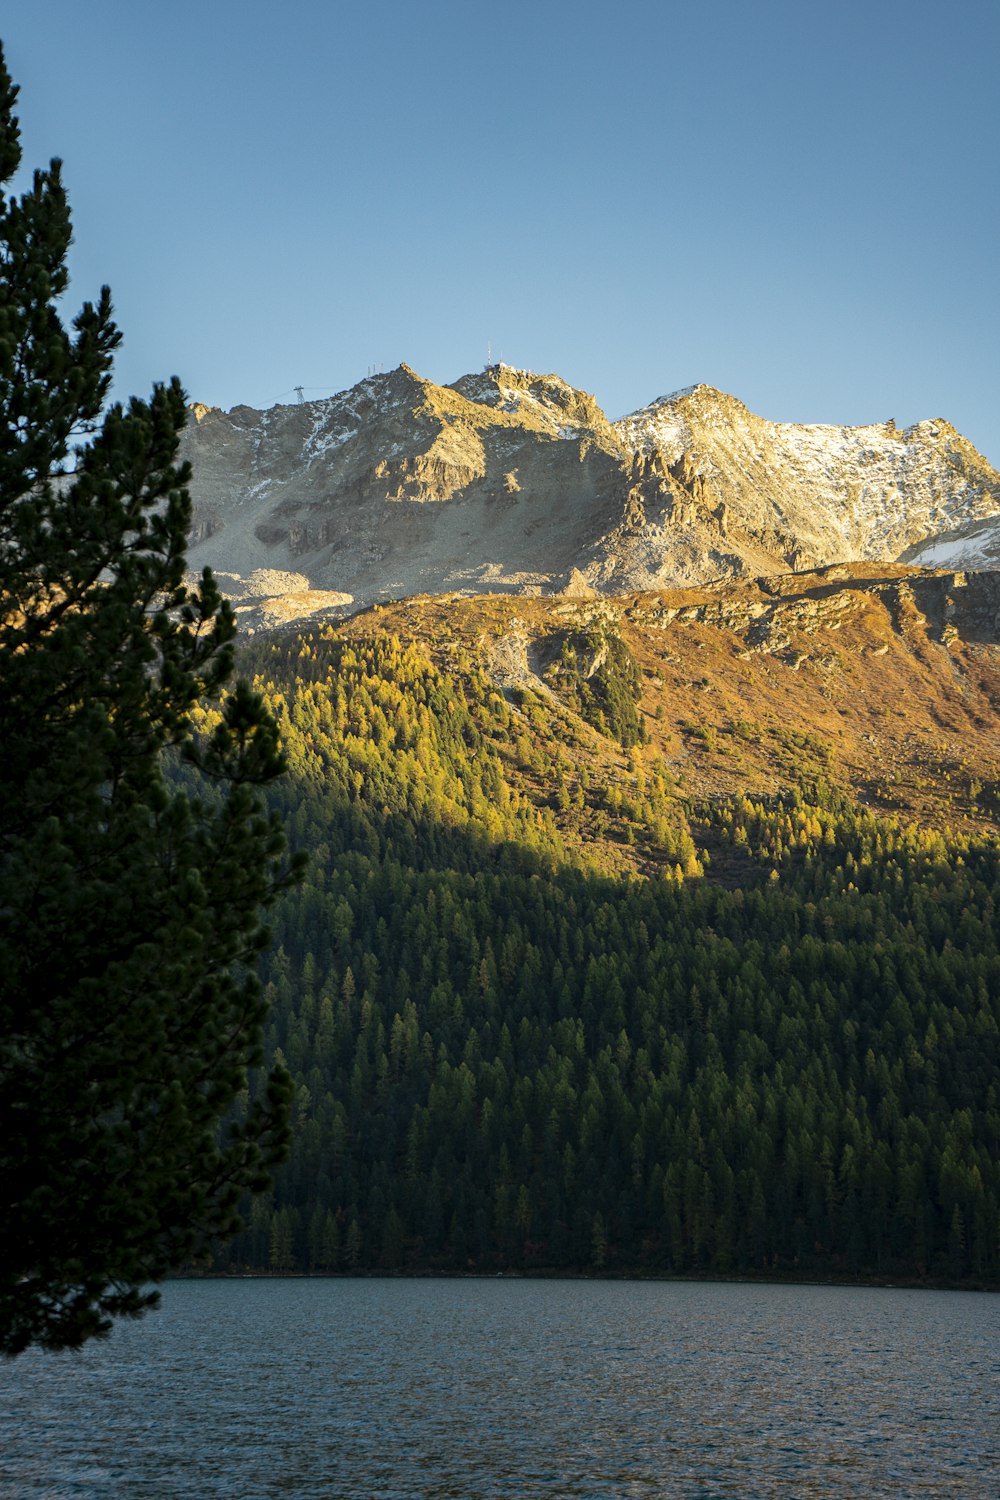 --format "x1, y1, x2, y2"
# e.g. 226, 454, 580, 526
181, 364, 1000, 628
175, 364, 1000, 1286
